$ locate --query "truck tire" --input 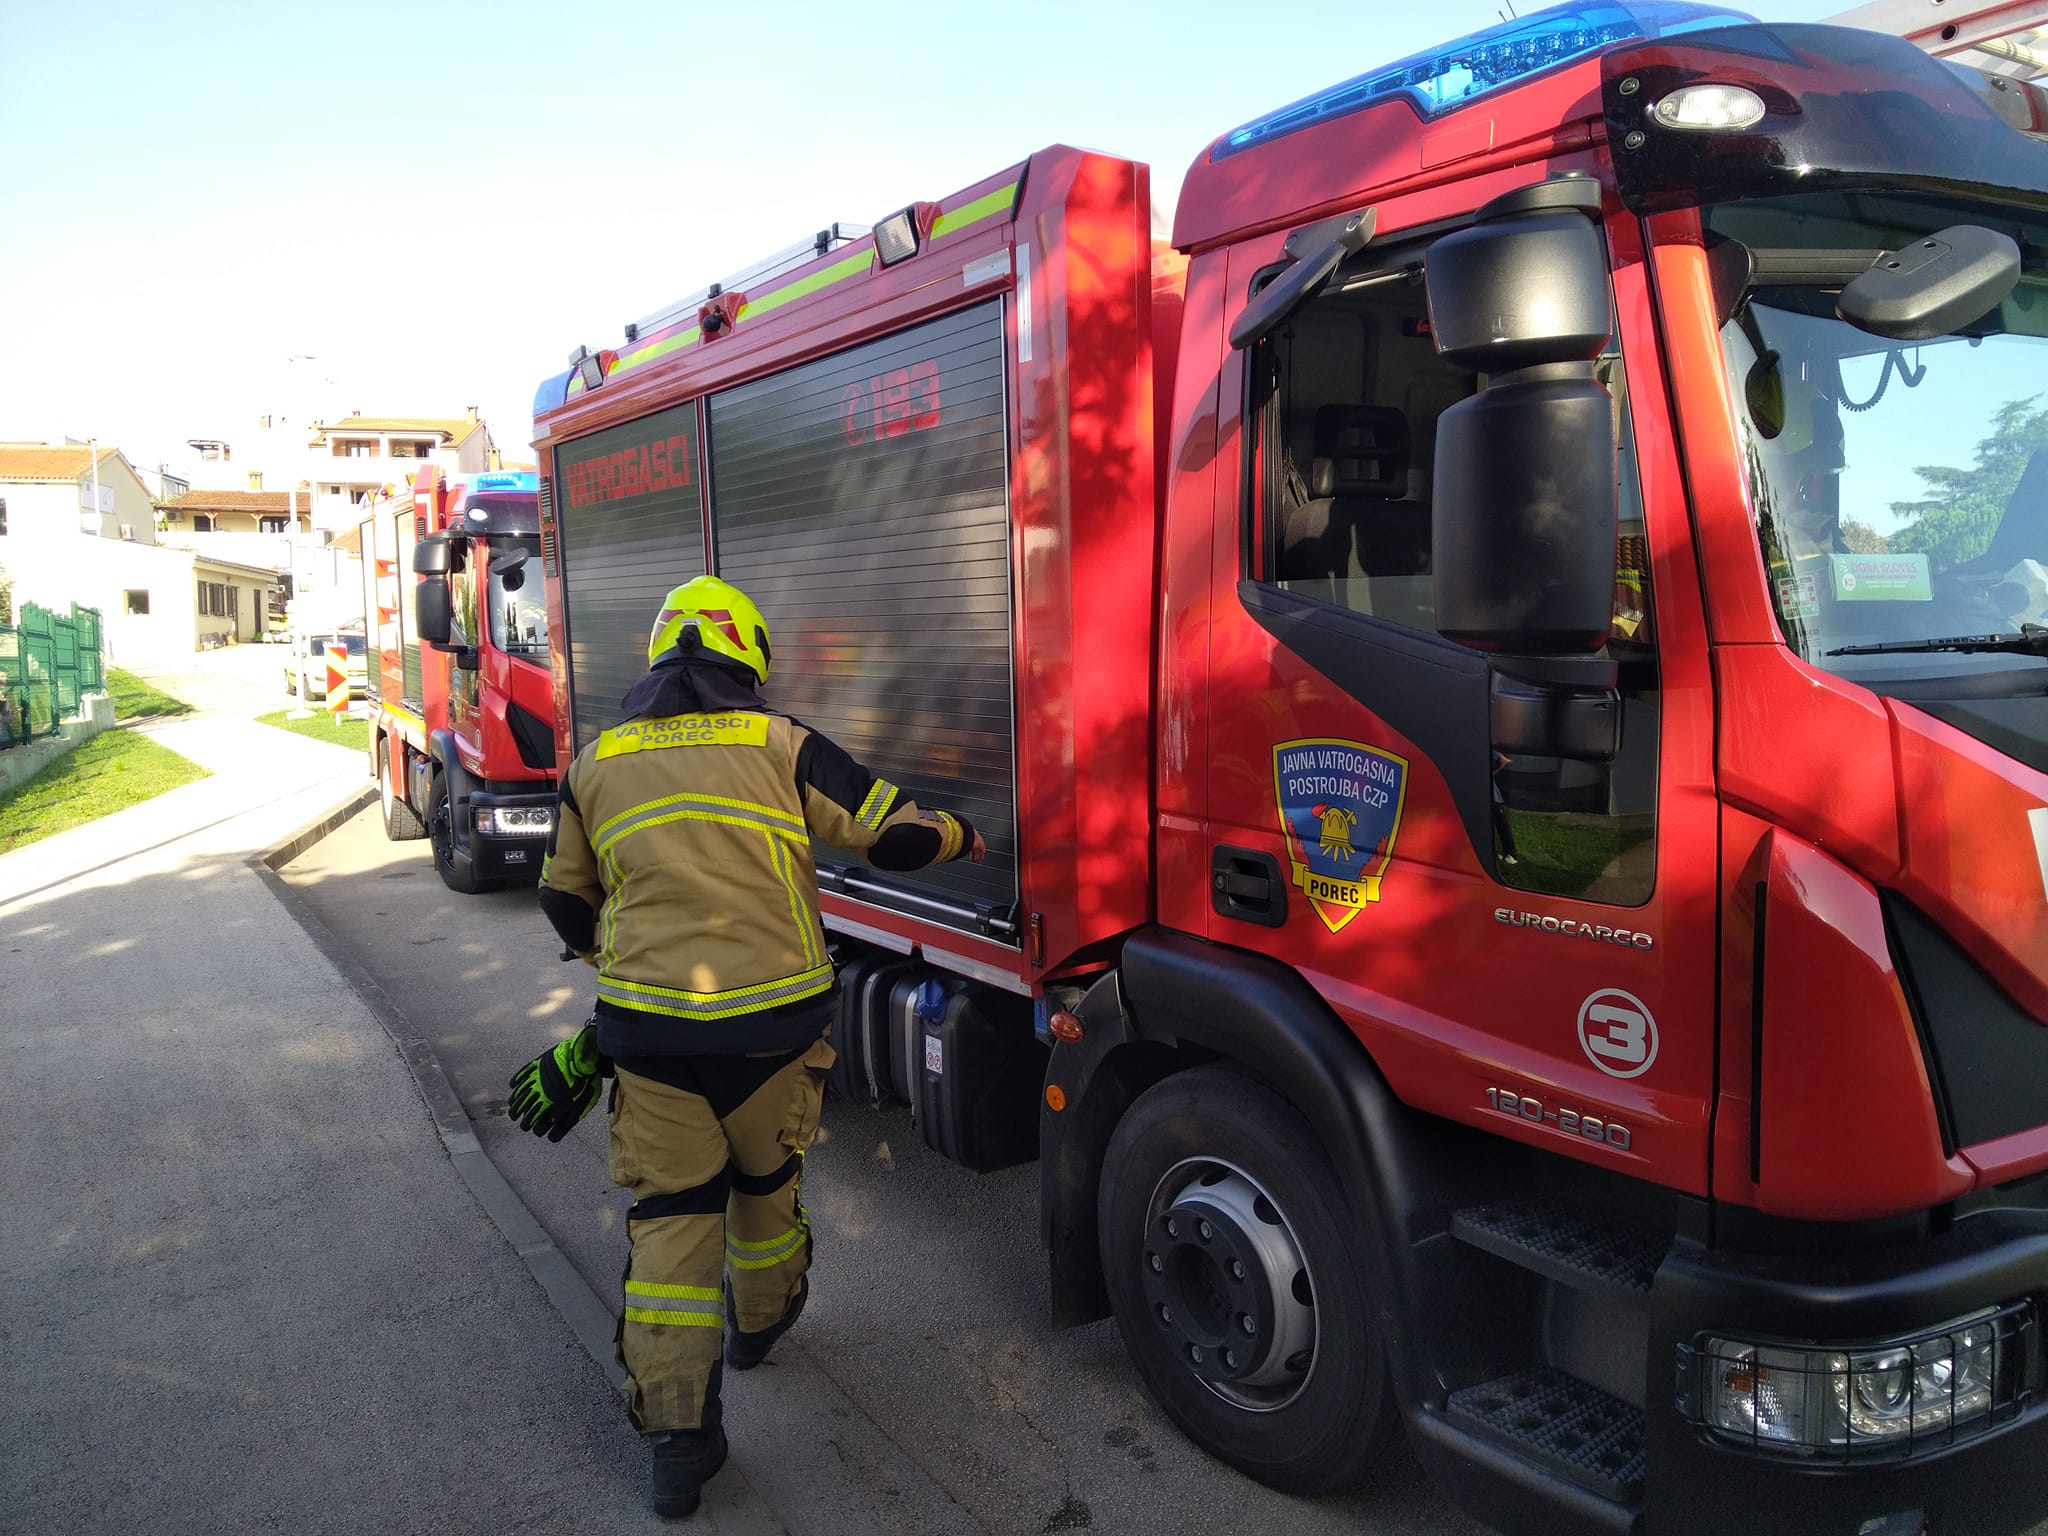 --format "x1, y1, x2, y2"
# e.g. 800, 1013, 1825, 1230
427, 774, 487, 894
1098, 1064, 1397, 1494
379, 745, 426, 841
